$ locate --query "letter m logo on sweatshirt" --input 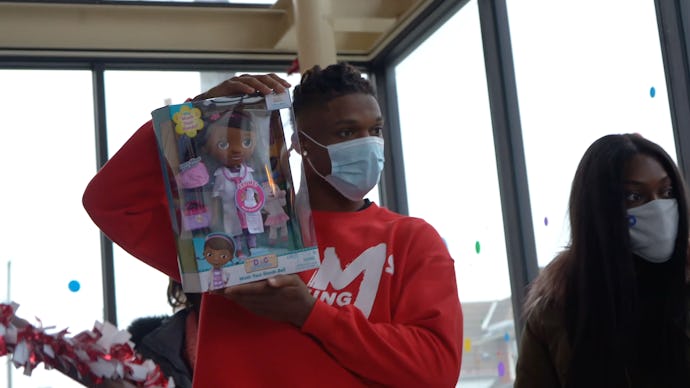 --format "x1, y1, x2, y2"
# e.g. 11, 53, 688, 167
307, 243, 388, 318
